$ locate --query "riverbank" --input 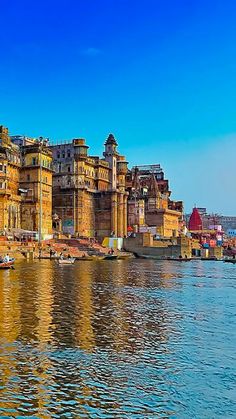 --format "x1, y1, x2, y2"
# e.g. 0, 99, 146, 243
0, 238, 133, 261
